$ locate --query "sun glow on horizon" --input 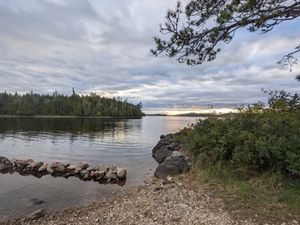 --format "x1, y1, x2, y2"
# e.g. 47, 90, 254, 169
145, 107, 237, 115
